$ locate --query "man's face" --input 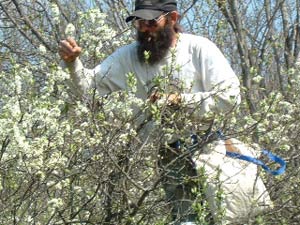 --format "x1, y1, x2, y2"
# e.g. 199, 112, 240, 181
136, 14, 175, 65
